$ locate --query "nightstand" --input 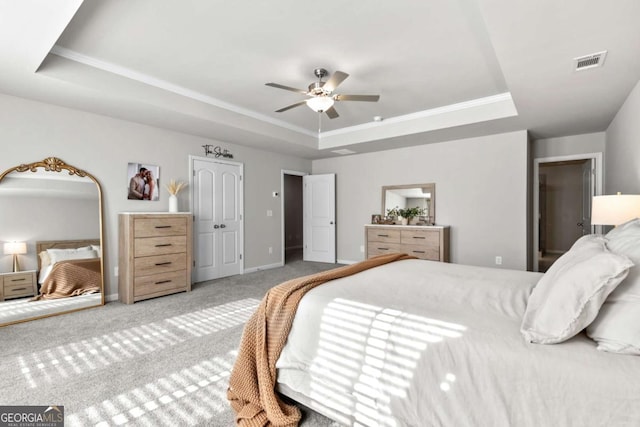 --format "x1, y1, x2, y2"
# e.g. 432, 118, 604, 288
0, 270, 37, 301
